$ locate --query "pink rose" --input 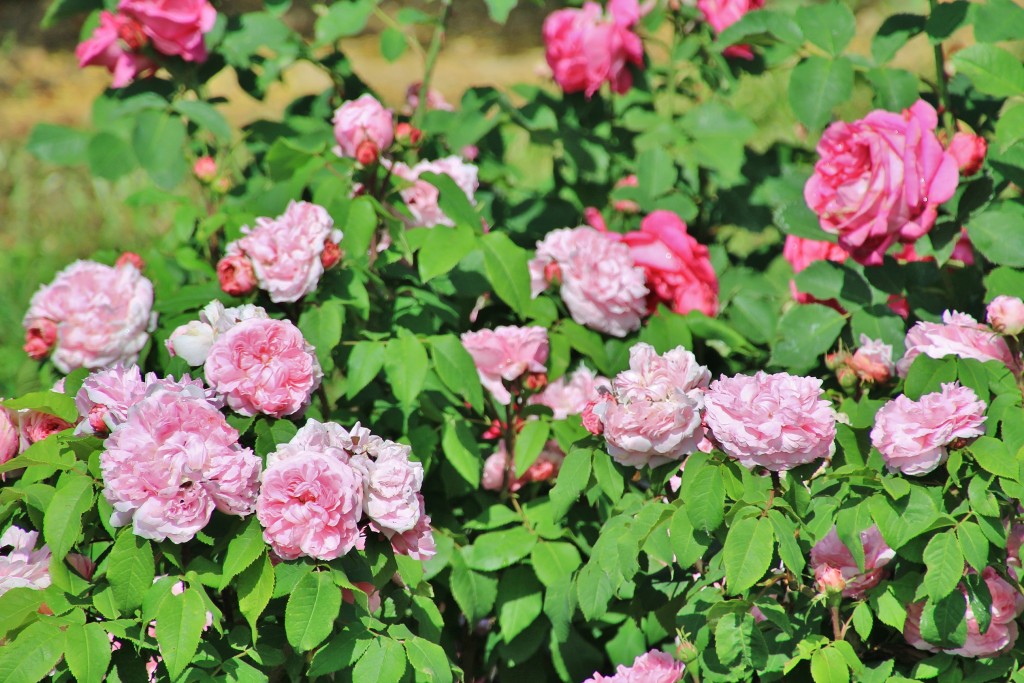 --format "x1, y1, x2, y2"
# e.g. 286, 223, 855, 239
384, 494, 436, 560
0, 408, 17, 465
332, 94, 395, 161
584, 649, 685, 683
987, 295, 1024, 336
612, 175, 640, 213
0, 527, 51, 596
351, 442, 424, 534
75, 11, 156, 87
810, 525, 894, 599
606, 210, 719, 316
166, 301, 269, 367
530, 227, 649, 337
22, 260, 156, 373
949, 131, 987, 176
193, 156, 217, 182
216, 254, 257, 297
804, 100, 960, 265
870, 382, 986, 476
697, 0, 765, 60
783, 235, 849, 306
19, 410, 73, 446
204, 318, 322, 418
74, 365, 147, 436
814, 564, 847, 596
847, 335, 895, 384
118, 0, 216, 62
23, 318, 58, 361
461, 326, 549, 405
481, 440, 564, 492
704, 371, 837, 472
897, 310, 1018, 376
530, 365, 610, 419
405, 82, 454, 113
542, 0, 644, 97
388, 156, 479, 228
1008, 523, 1024, 580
